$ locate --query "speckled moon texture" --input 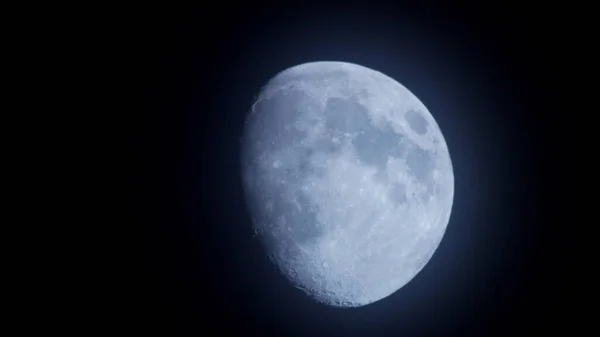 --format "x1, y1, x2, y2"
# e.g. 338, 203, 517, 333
240, 61, 454, 307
